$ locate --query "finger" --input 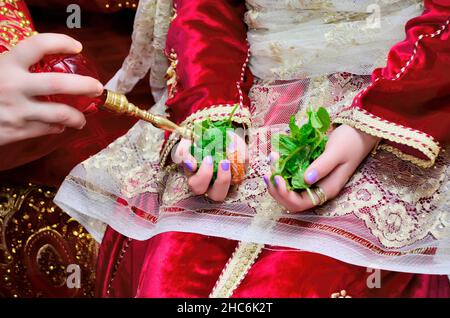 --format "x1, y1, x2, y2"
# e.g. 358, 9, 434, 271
173, 138, 197, 173
268, 152, 280, 172
263, 174, 285, 205
12, 122, 65, 142
207, 160, 232, 201
315, 163, 354, 201
227, 131, 247, 164
26, 73, 103, 97
11, 33, 83, 68
188, 156, 214, 195
303, 145, 343, 186
269, 175, 318, 213
23, 101, 86, 129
